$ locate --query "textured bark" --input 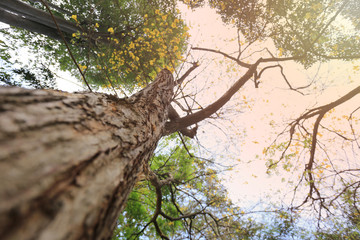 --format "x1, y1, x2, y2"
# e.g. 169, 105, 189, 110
0, 8, 64, 41
0, 0, 110, 44
0, 69, 174, 240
